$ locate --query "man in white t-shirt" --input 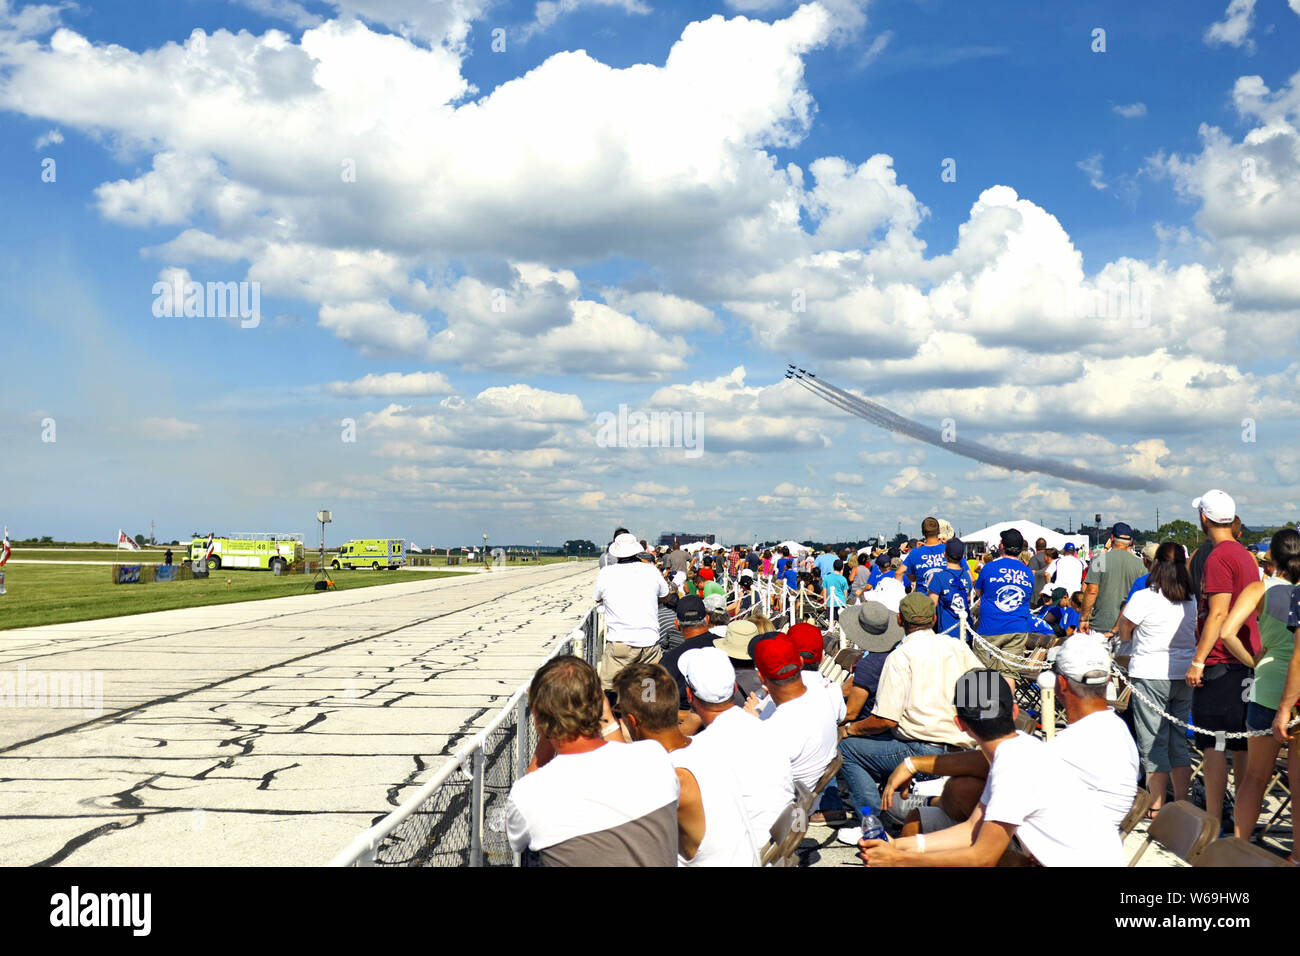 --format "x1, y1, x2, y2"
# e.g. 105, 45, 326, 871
1045, 636, 1139, 829
594, 532, 670, 689
748, 635, 838, 790
682, 648, 795, 837
860, 669, 1123, 866
1050, 543, 1086, 596
614, 661, 759, 867
507, 656, 679, 866
881, 633, 1138, 835
752, 623, 846, 723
